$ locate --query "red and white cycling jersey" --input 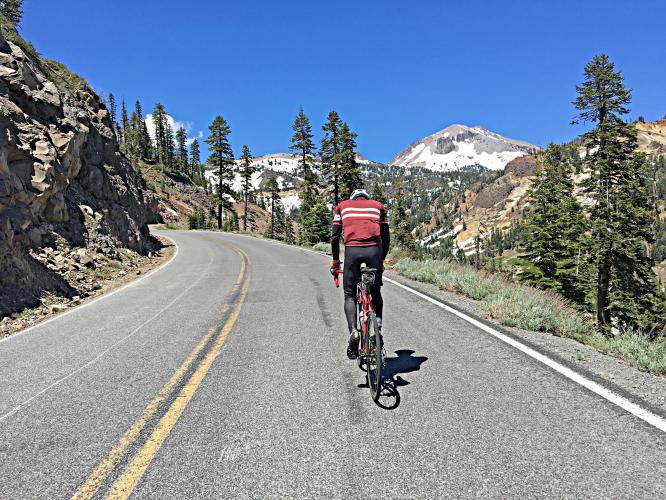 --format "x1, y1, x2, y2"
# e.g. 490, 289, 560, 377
332, 199, 388, 247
